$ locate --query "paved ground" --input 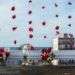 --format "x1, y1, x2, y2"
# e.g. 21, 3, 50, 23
0, 66, 21, 75
0, 65, 75, 75
21, 65, 75, 75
